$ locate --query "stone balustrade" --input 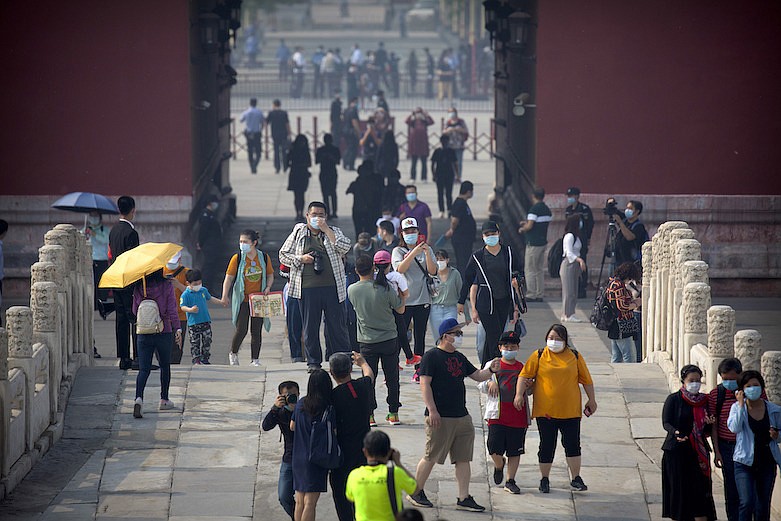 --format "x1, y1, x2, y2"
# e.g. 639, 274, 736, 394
644, 221, 780, 401
0, 224, 93, 499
